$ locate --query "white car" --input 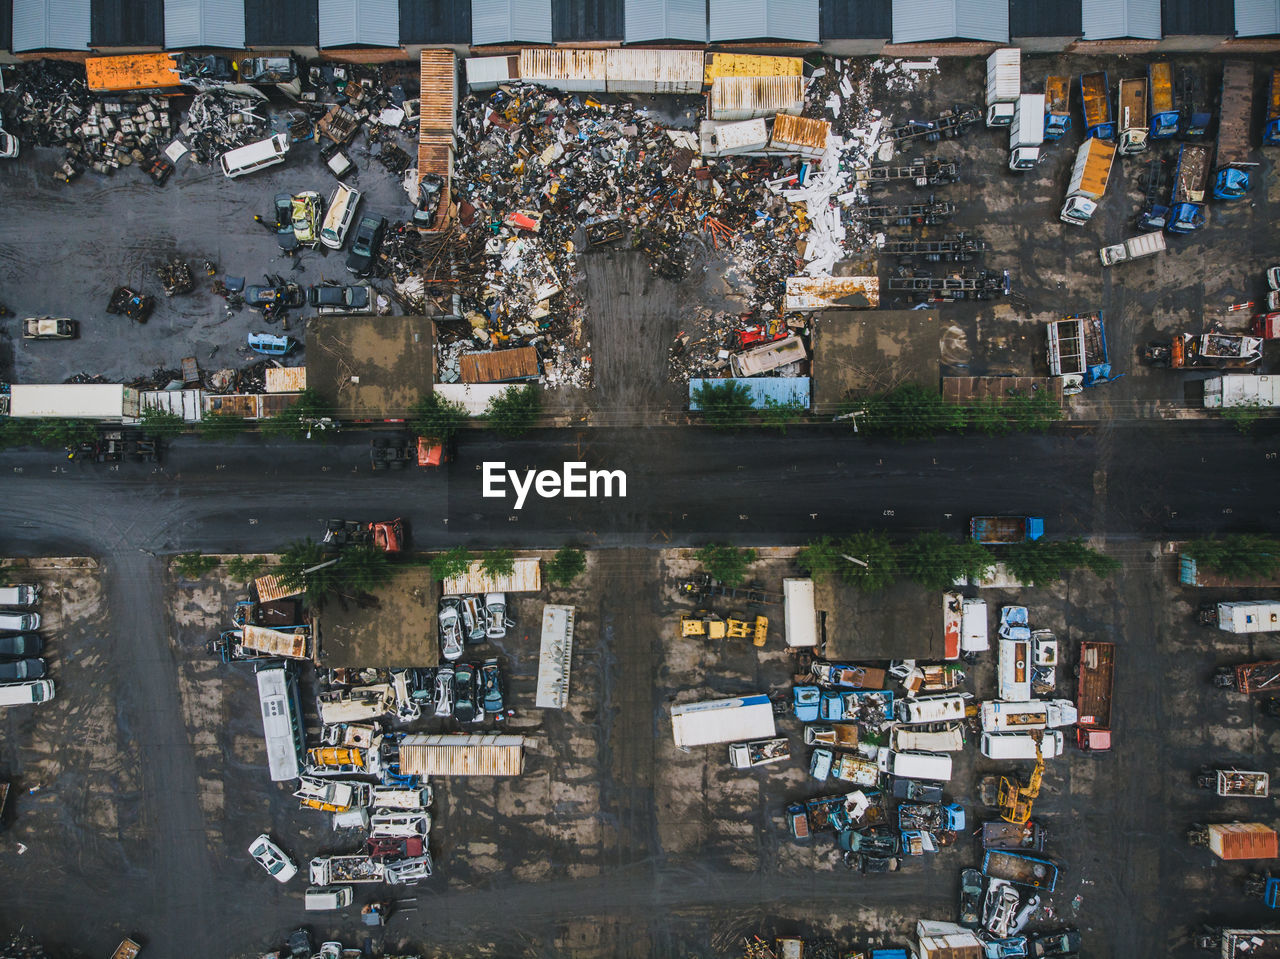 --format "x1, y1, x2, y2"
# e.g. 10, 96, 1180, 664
984, 880, 1020, 939
248, 833, 297, 883
484, 592, 508, 640
438, 604, 463, 661
433, 665, 455, 719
